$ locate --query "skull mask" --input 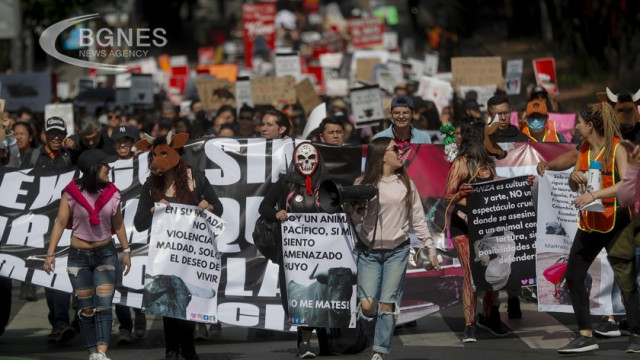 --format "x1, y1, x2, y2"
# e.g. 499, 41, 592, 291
294, 143, 319, 176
